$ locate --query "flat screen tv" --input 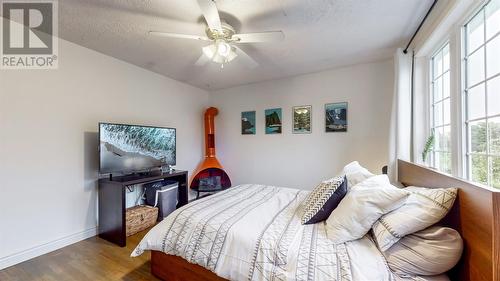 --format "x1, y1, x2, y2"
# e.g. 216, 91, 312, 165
99, 123, 176, 174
